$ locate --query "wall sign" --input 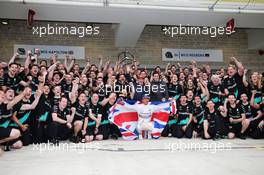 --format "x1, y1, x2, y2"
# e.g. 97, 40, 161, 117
14, 44, 85, 59
162, 48, 223, 62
